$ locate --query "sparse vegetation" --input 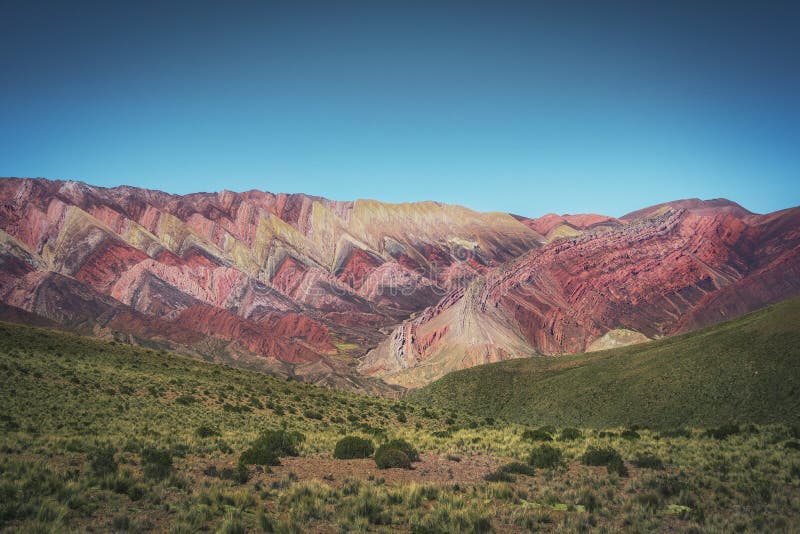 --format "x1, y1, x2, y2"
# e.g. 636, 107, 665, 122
1, 319, 799, 532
